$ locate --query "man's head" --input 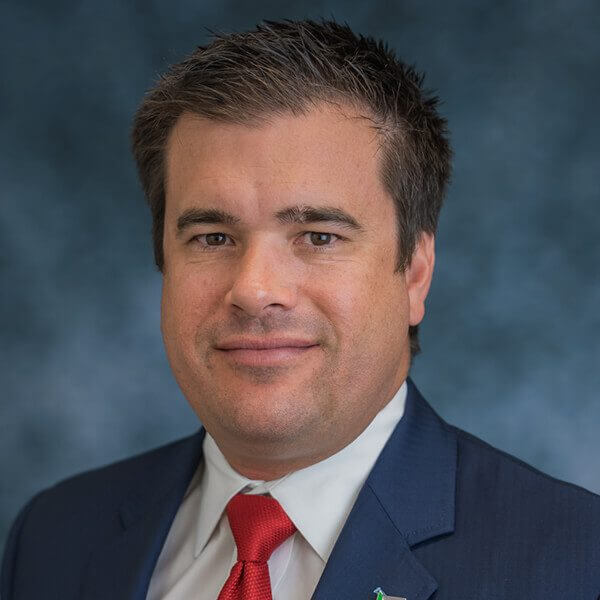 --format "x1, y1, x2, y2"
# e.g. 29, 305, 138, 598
132, 20, 451, 358
131, 20, 451, 478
